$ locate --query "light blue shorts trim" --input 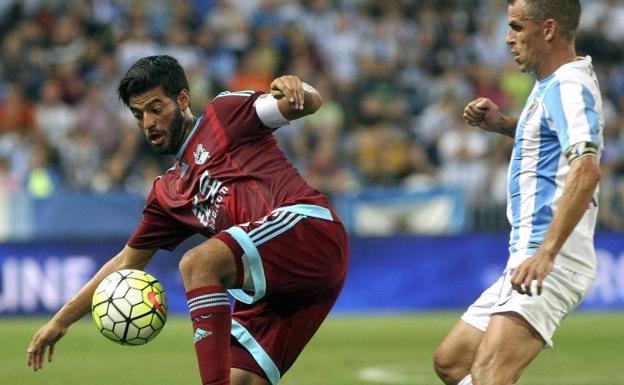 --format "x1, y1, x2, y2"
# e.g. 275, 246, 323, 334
231, 319, 281, 385
226, 204, 333, 304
